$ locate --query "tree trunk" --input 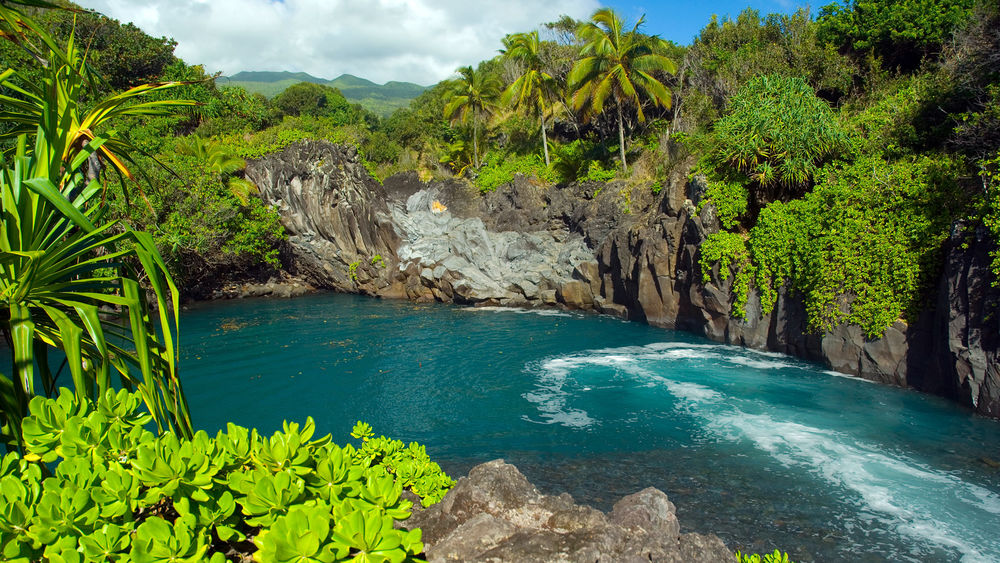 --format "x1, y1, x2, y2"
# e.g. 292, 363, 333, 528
540, 108, 550, 167
473, 113, 480, 169
617, 101, 627, 173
